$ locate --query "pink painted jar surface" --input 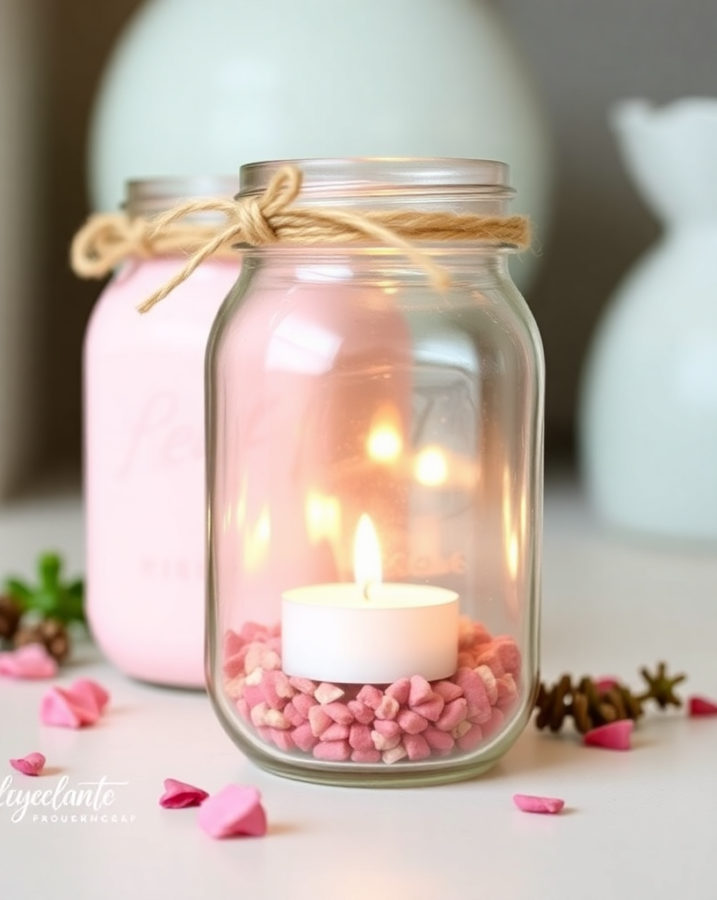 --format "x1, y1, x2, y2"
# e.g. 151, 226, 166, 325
83, 177, 240, 688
